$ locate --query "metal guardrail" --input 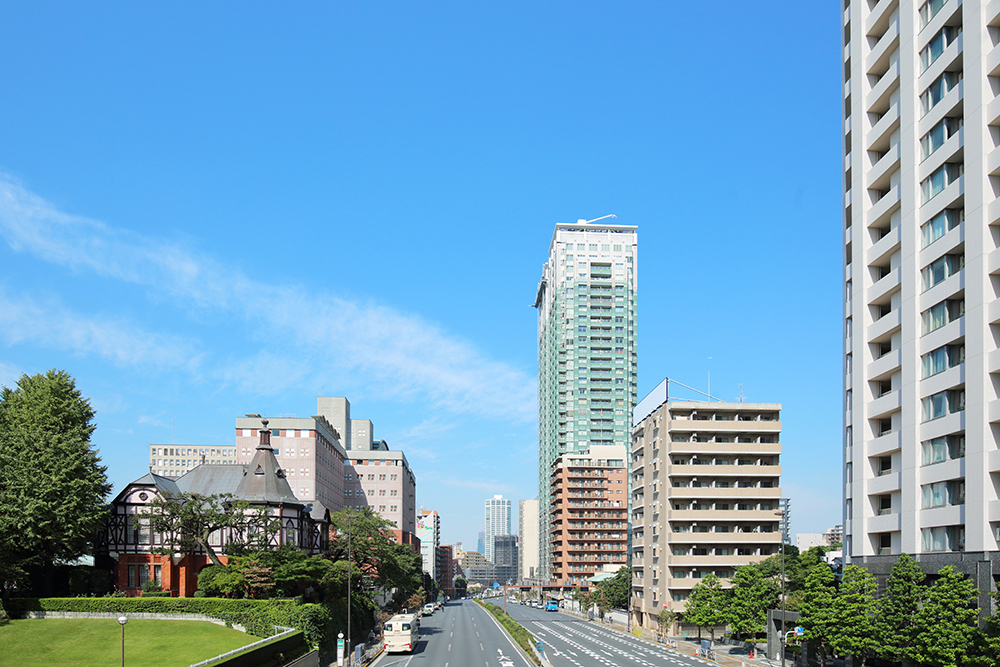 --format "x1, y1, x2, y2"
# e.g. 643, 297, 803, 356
189, 625, 296, 667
